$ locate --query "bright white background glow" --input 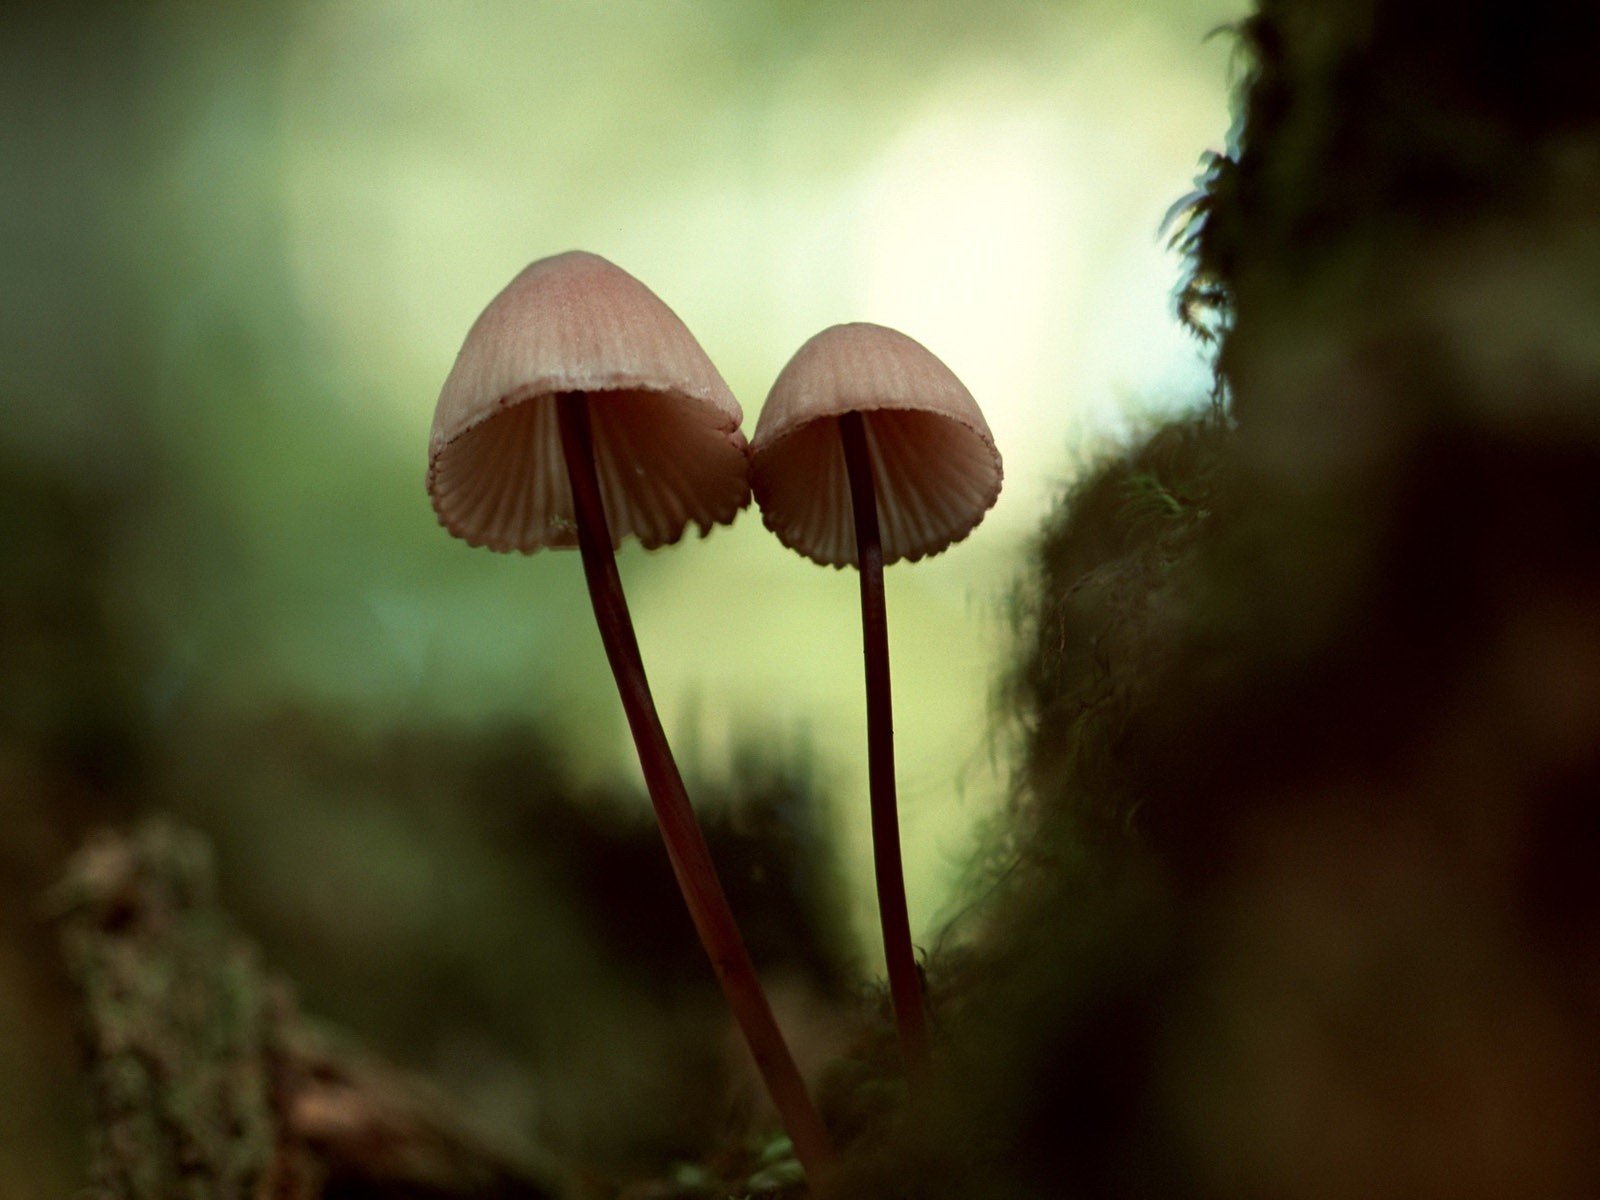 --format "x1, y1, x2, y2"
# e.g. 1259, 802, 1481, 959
269, 0, 1240, 957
